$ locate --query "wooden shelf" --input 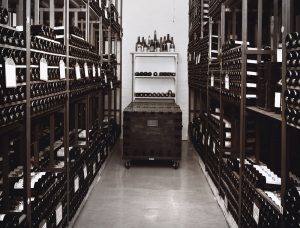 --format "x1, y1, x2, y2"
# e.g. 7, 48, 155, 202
246, 106, 282, 121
